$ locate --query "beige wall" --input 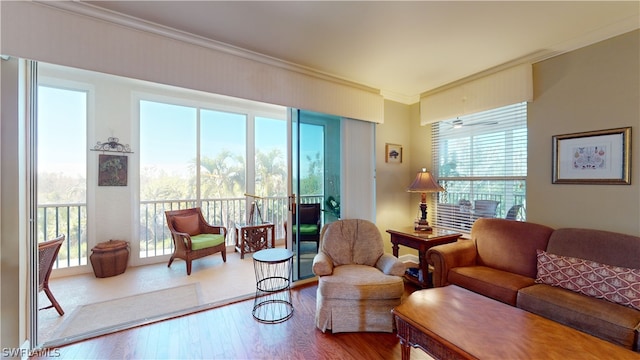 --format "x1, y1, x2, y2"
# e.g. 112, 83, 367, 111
375, 100, 413, 255
528, 30, 639, 235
